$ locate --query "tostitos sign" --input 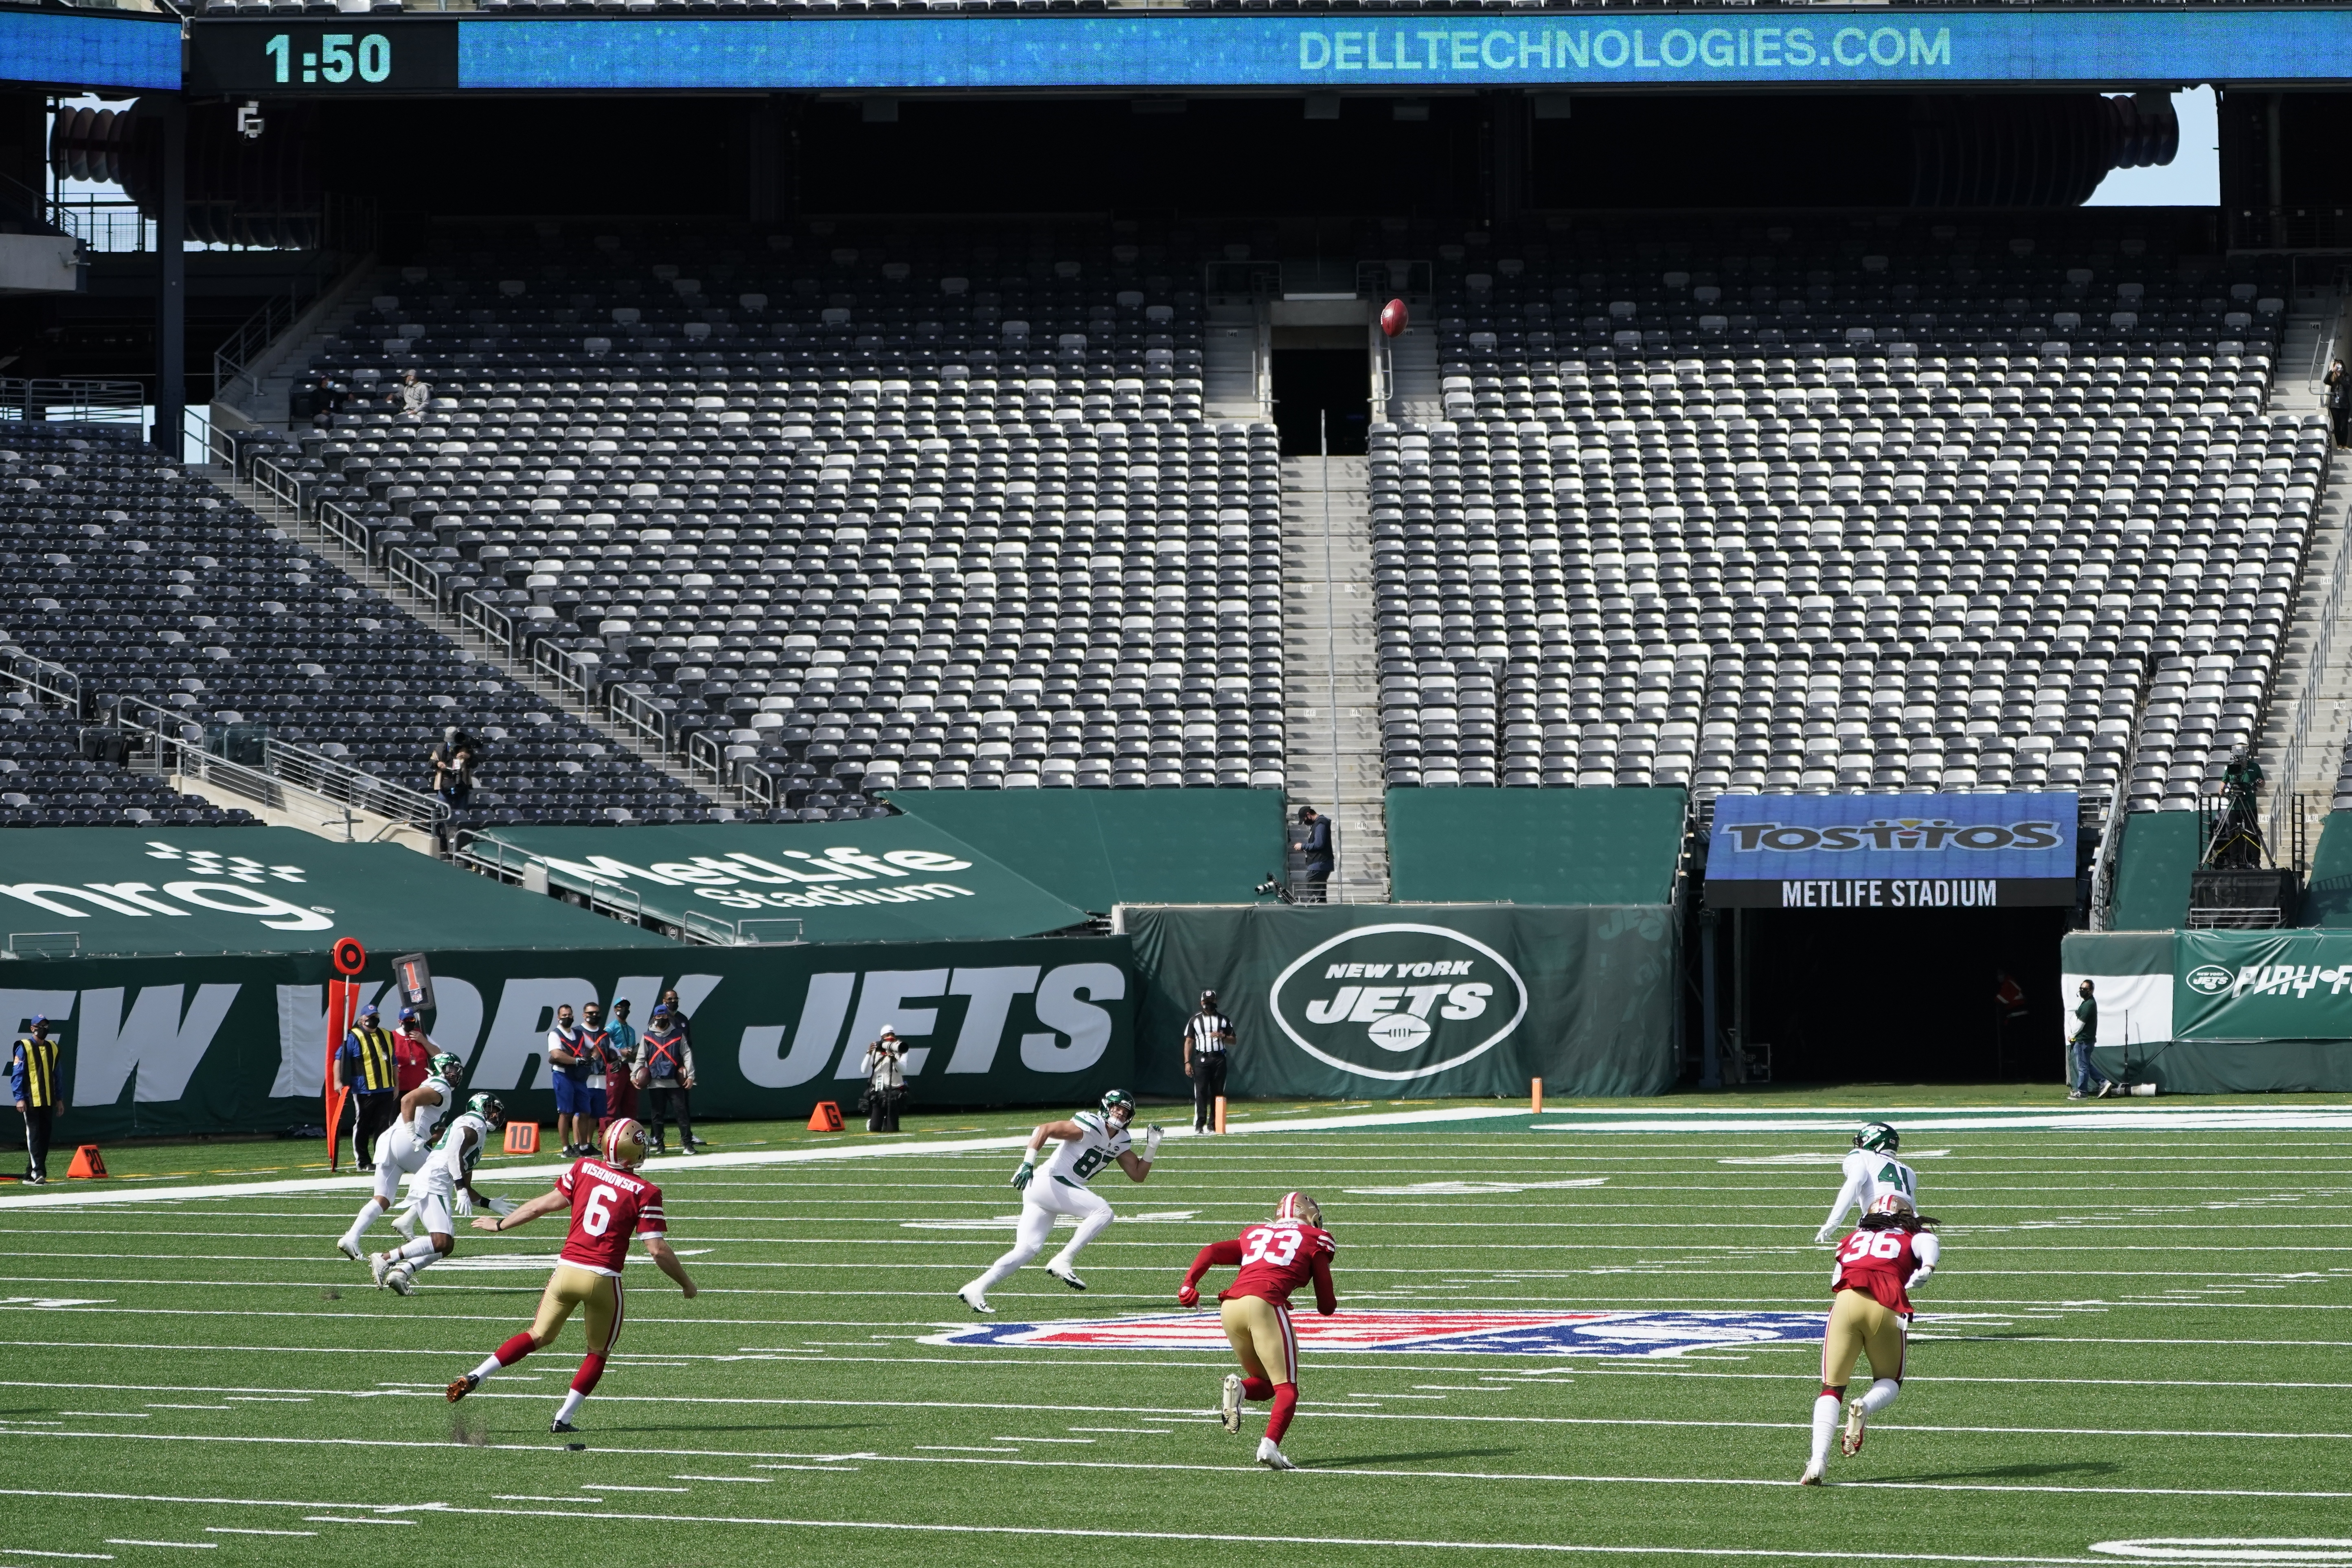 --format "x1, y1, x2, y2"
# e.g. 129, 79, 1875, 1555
1269, 923, 1530, 1083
